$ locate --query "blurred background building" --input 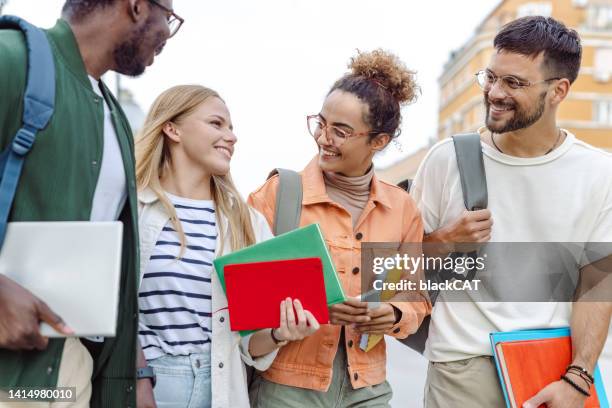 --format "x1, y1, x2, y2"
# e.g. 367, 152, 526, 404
0, 0, 8, 15
101, 74, 146, 135
378, 0, 612, 183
